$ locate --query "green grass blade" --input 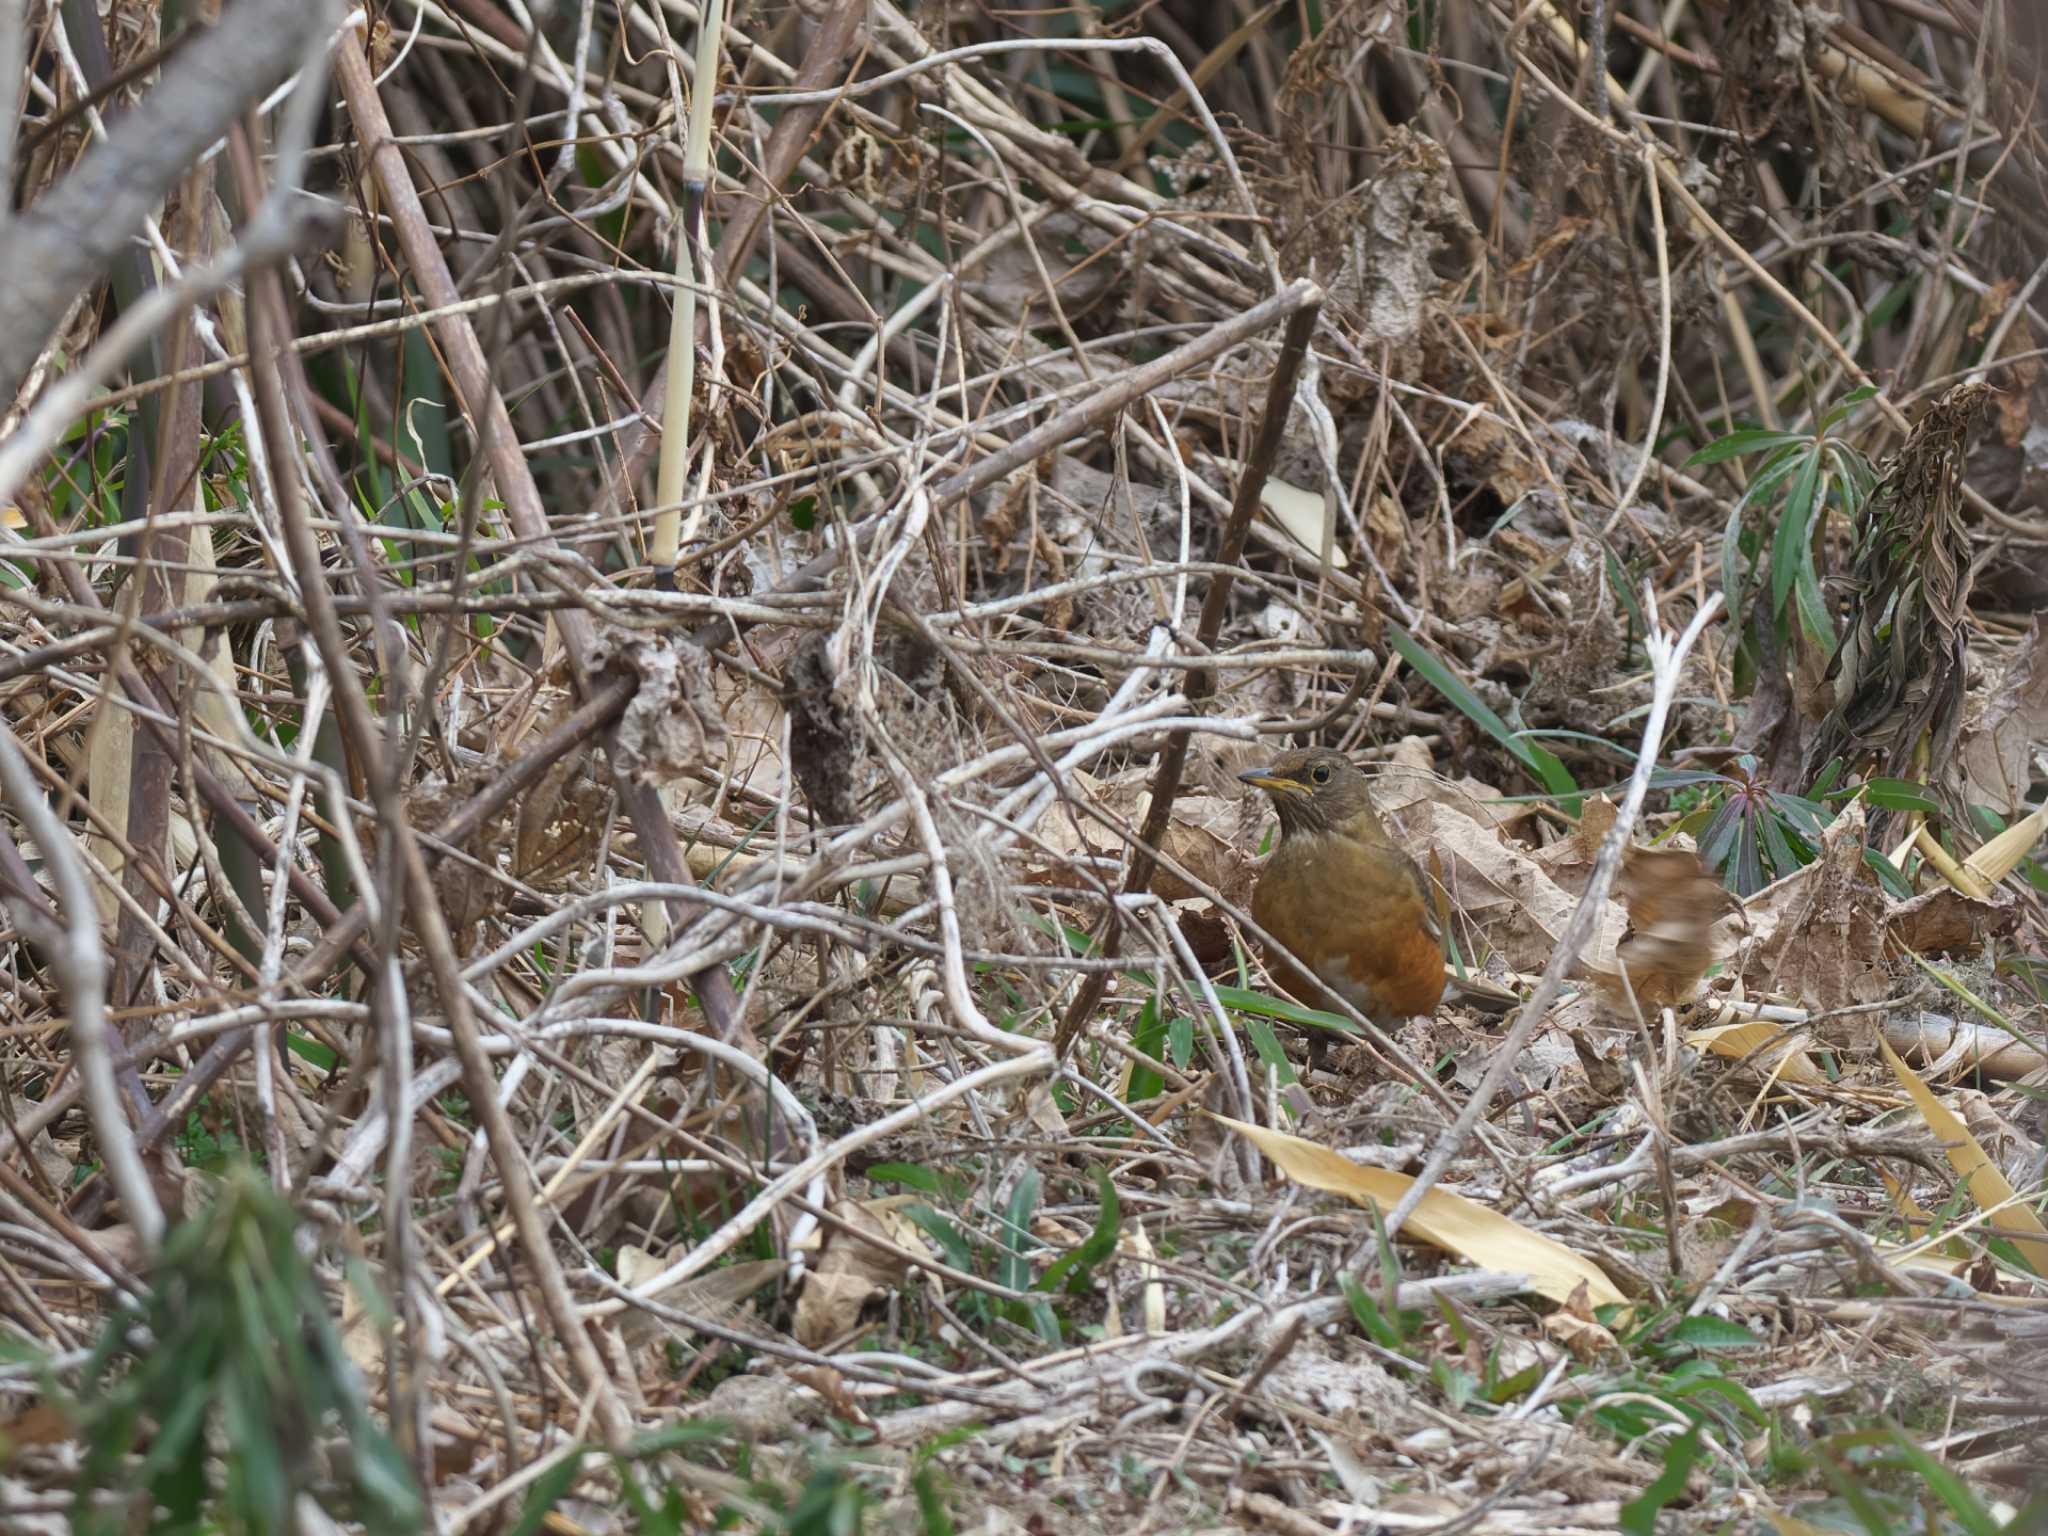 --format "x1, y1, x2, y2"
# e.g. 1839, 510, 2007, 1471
1388, 625, 1578, 799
